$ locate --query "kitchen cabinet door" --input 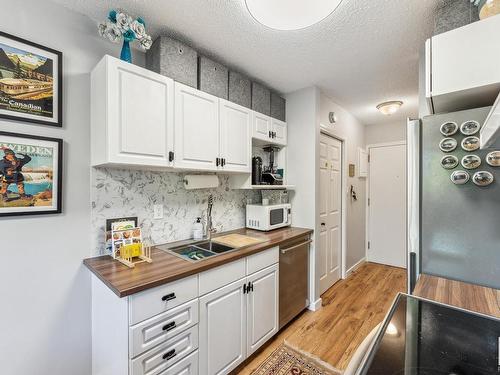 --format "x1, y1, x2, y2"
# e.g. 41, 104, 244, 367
219, 99, 251, 173
91, 55, 174, 168
252, 112, 272, 142
199, 278, 247, 375
272, 119, 287, 146
174, 83, 220, 171
246, 264, 279, 356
